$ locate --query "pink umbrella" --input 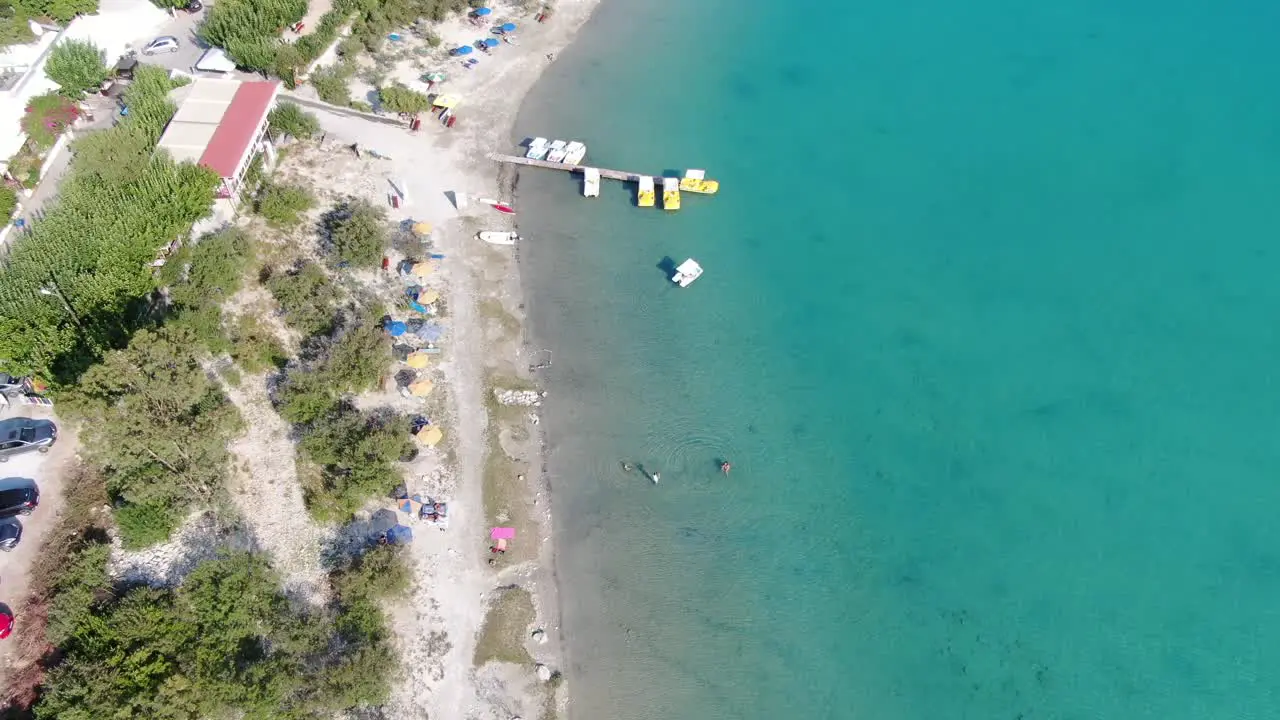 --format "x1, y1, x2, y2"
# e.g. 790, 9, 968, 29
490, 527, 516, 540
